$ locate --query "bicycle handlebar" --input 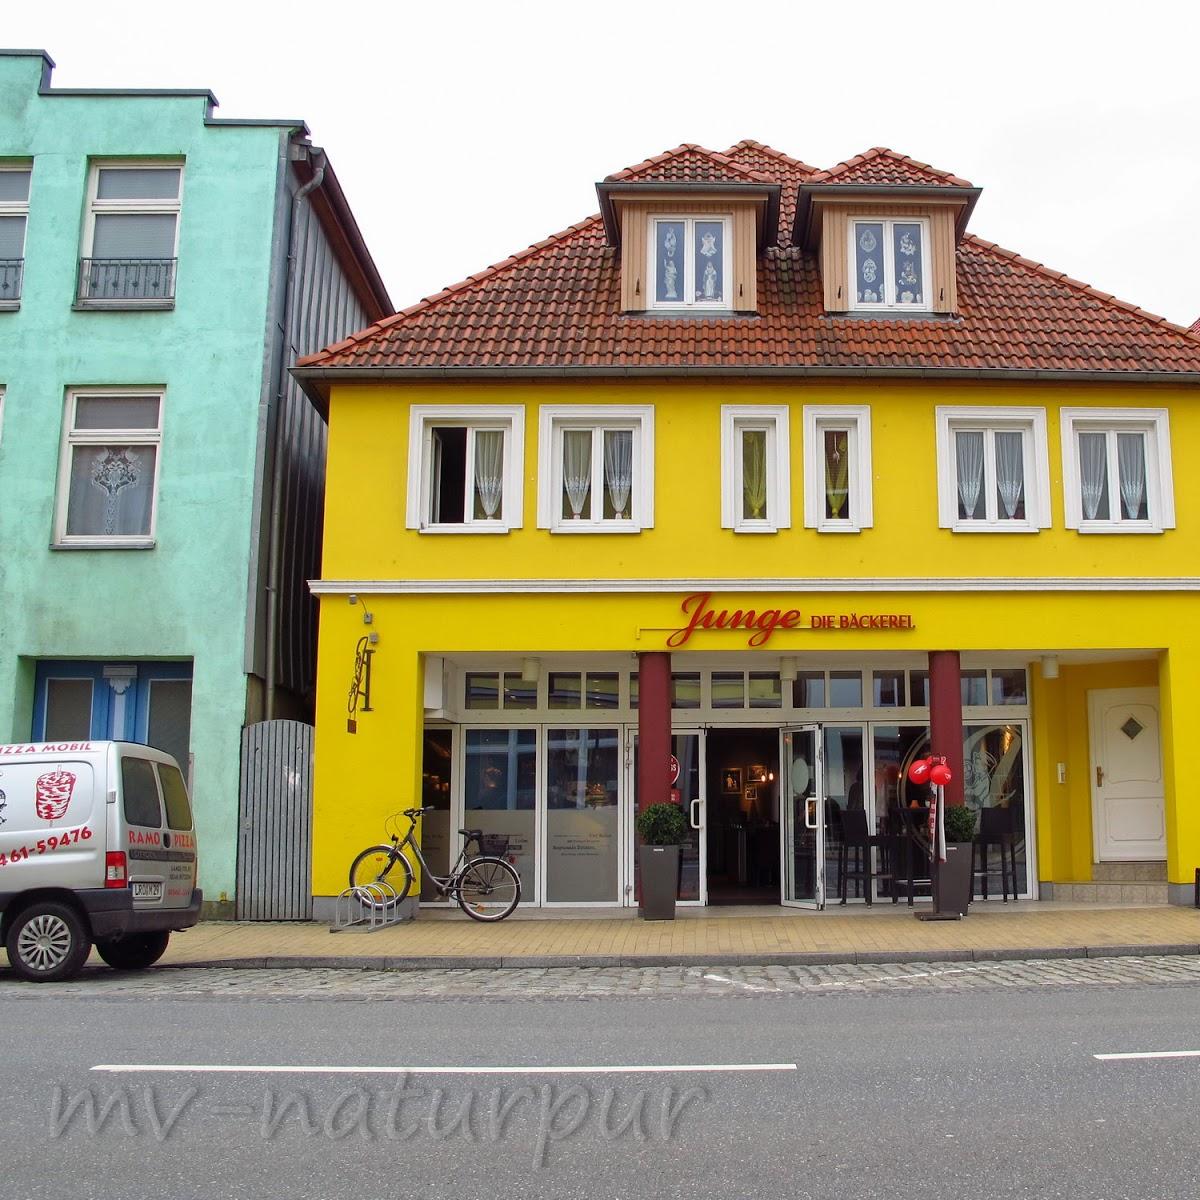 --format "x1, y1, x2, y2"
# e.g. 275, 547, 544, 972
402, 806, 435, 818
